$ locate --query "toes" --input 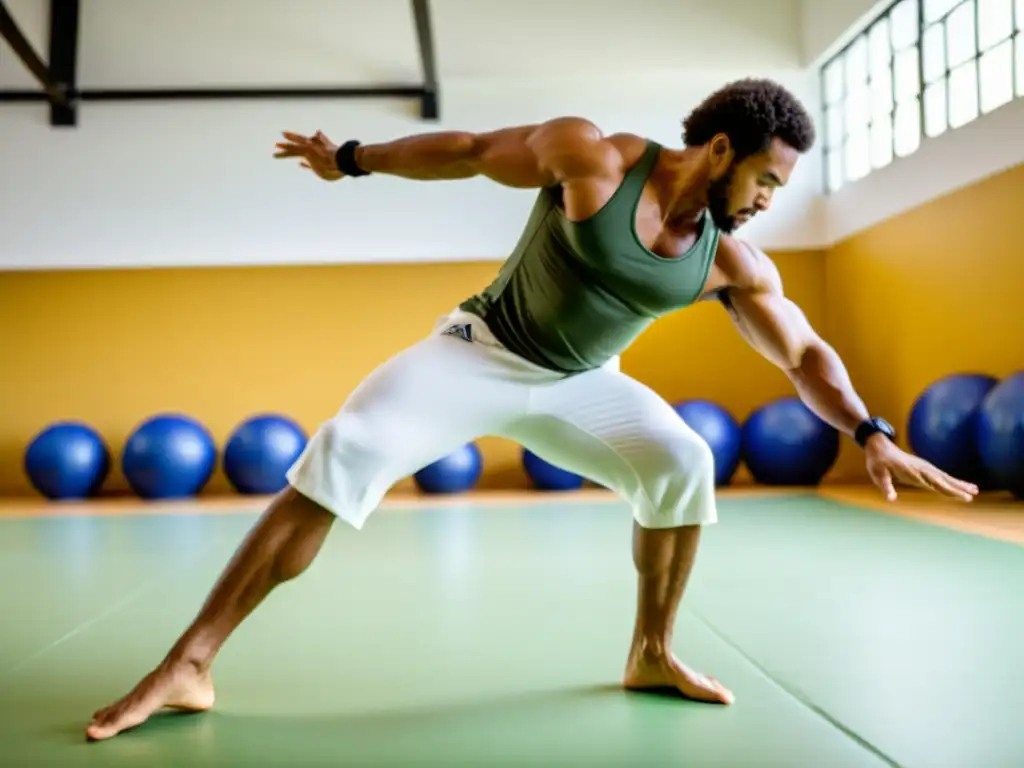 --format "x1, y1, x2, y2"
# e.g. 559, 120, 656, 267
90, 706, 114, 725
87, 702, 128, 739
